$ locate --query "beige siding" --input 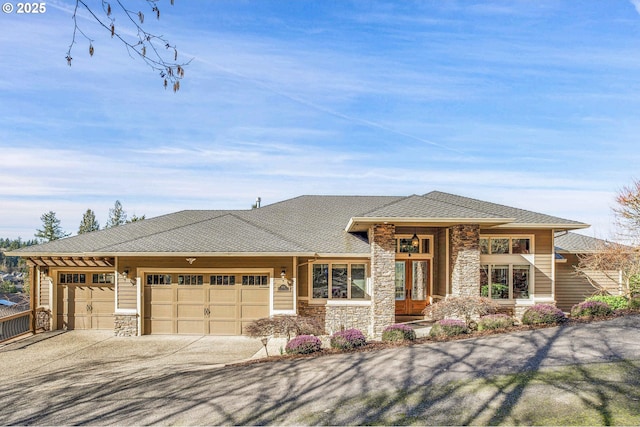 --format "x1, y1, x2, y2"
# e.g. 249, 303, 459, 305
39, 273, 52, 308
555, 253, 621, 311
116, 273, 137, 311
